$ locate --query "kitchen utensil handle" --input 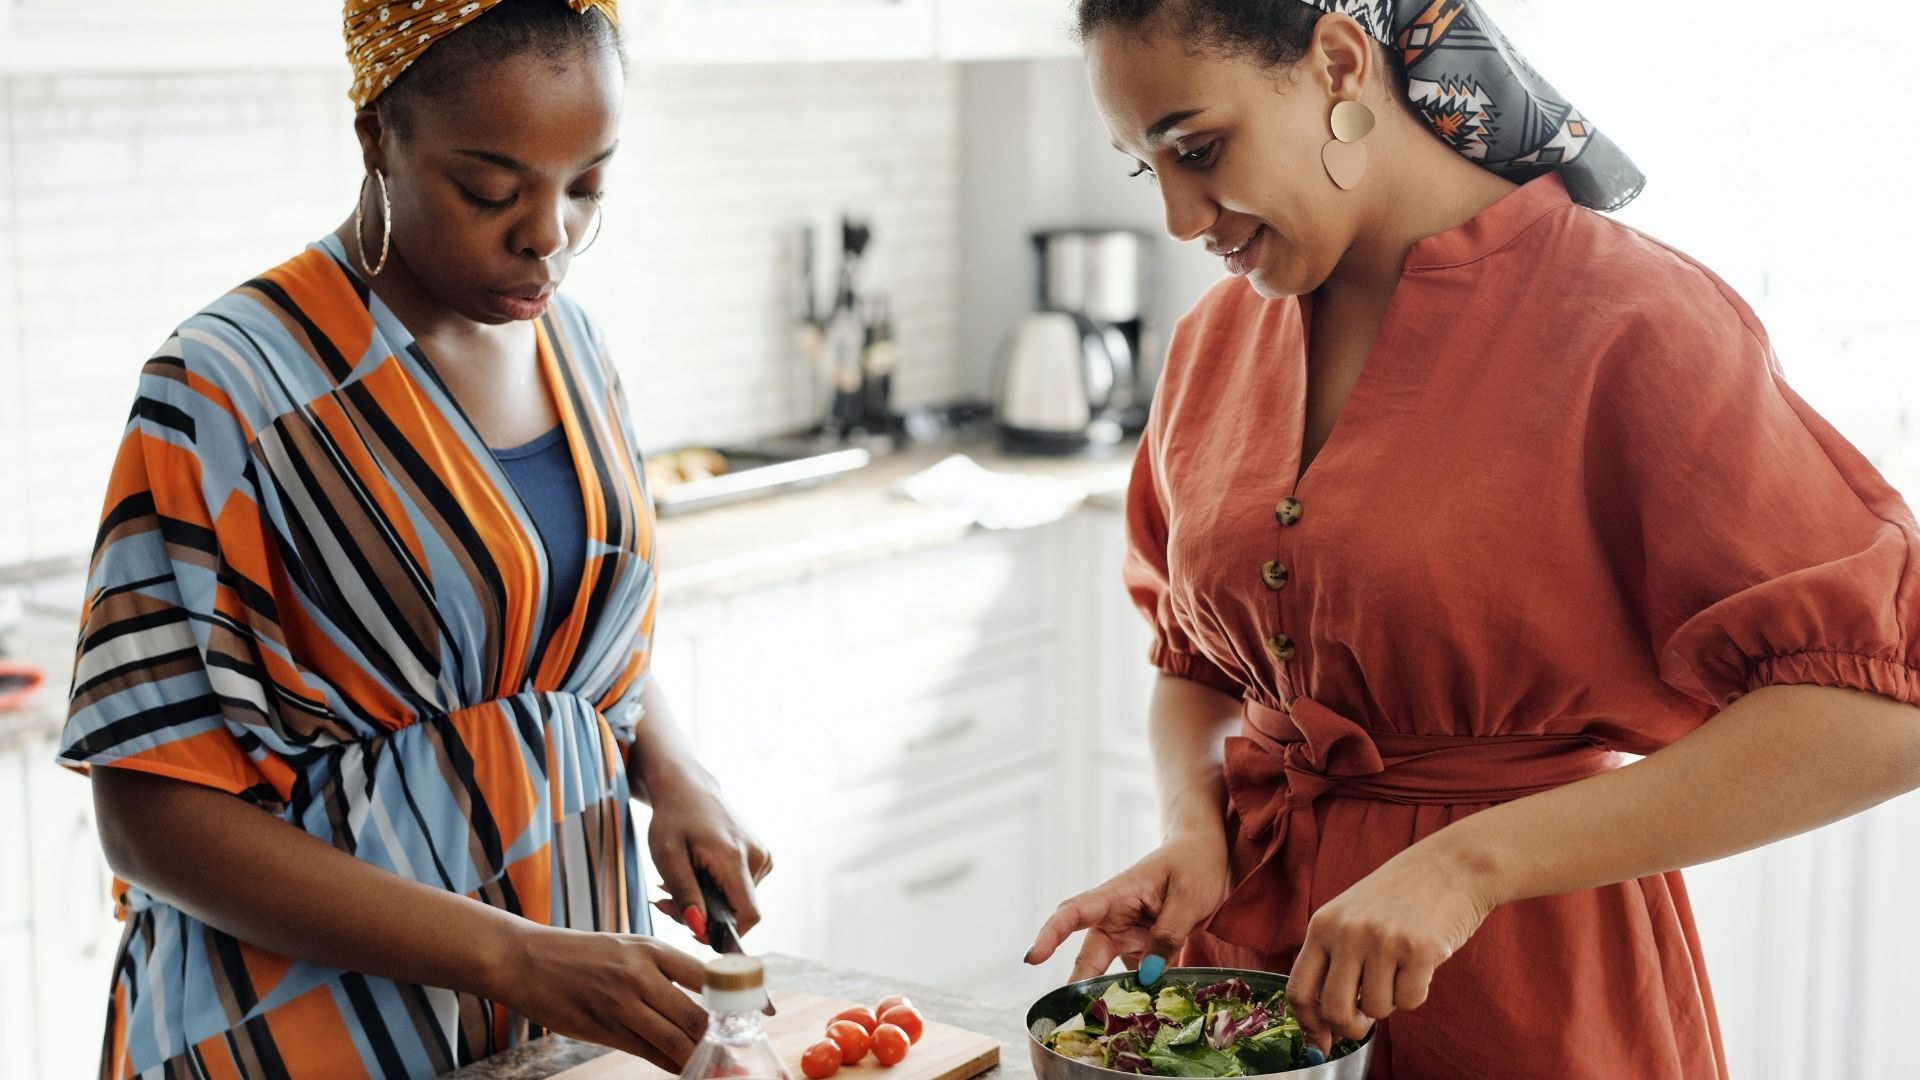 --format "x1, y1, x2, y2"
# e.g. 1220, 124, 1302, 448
904, 859, 977, 896
905, 714, 977, 752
